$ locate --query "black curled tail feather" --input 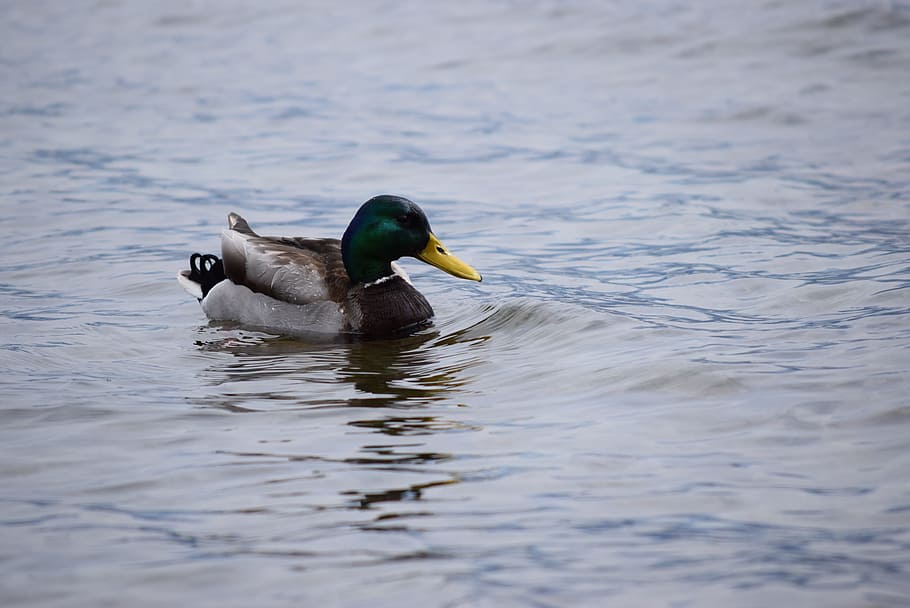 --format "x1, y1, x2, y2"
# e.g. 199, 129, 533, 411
189, 253, 226, 299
